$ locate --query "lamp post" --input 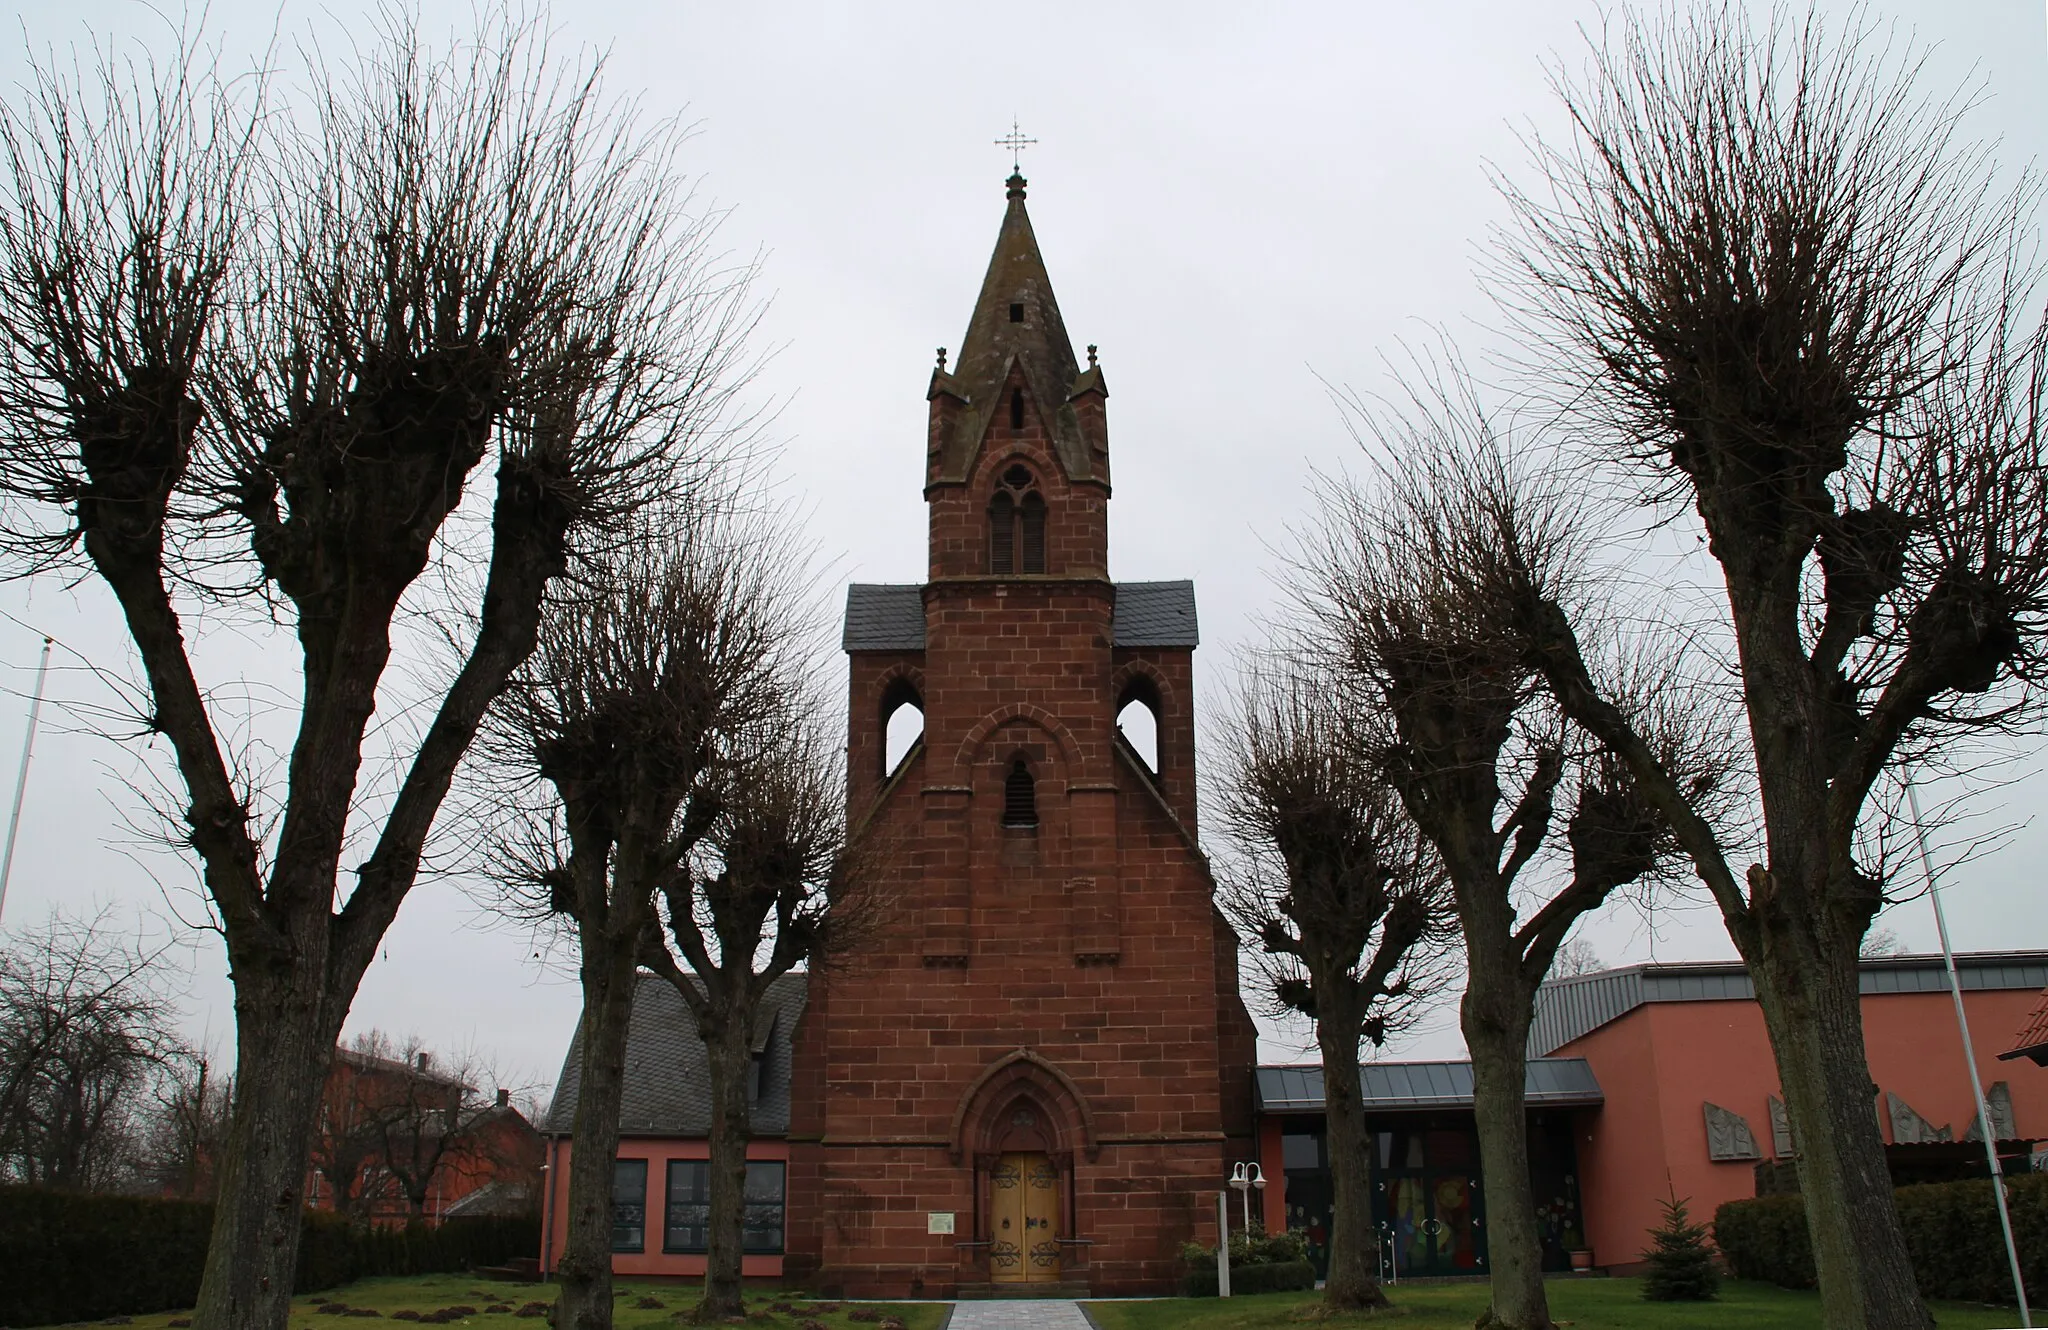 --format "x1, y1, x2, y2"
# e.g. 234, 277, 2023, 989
1229, 1161, 1267, 1234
